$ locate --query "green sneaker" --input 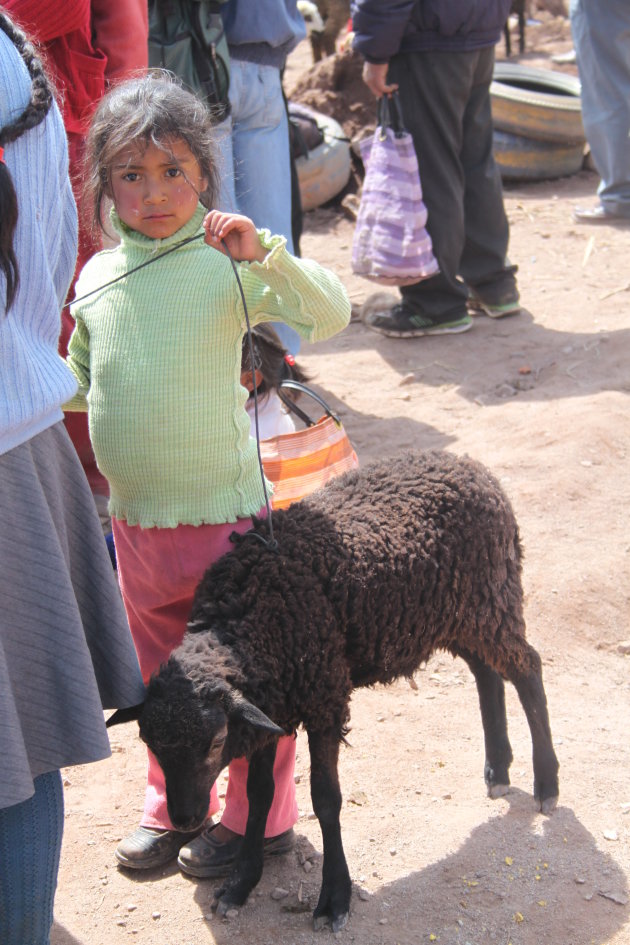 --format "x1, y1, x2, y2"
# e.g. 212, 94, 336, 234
467, 289, 521, 319
363, 304, 472, 338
